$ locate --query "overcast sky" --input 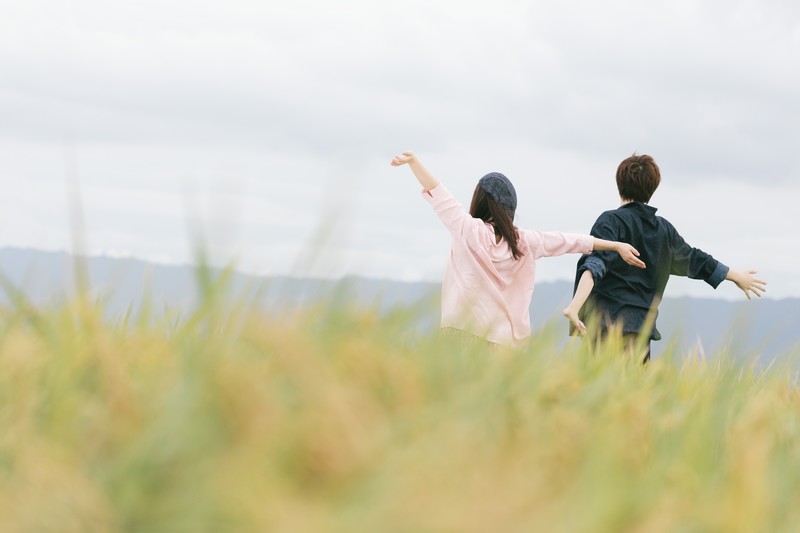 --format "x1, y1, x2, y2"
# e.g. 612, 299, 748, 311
0, 0, 798, 299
